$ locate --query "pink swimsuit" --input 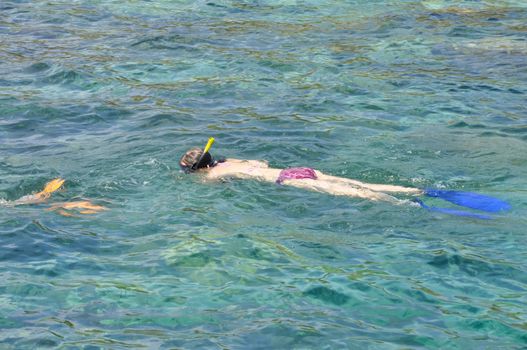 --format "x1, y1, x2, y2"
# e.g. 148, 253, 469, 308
276, 167, 317, 184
